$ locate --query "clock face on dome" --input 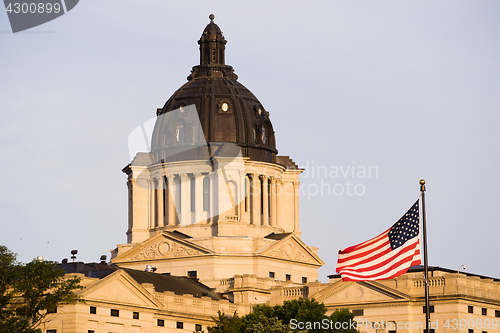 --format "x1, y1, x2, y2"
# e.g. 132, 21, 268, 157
218, 101, 231, 114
